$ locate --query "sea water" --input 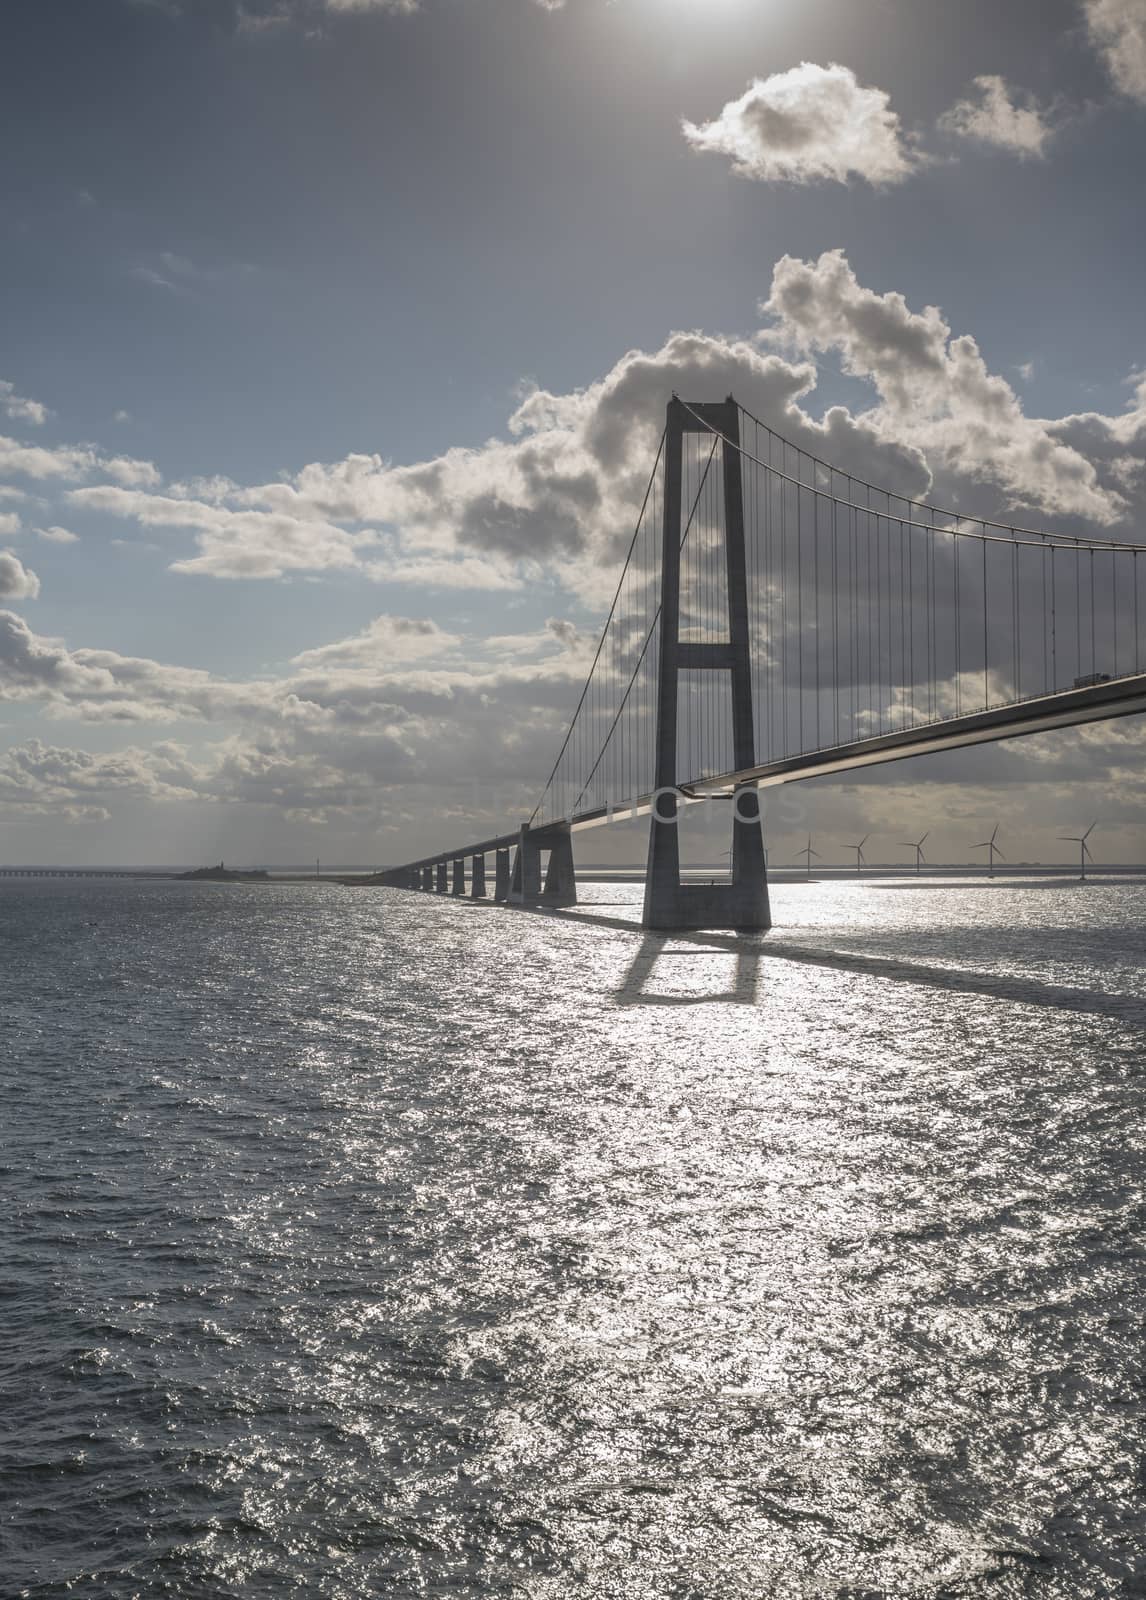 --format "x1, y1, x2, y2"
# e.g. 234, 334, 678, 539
2, 876, 1144, 1597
